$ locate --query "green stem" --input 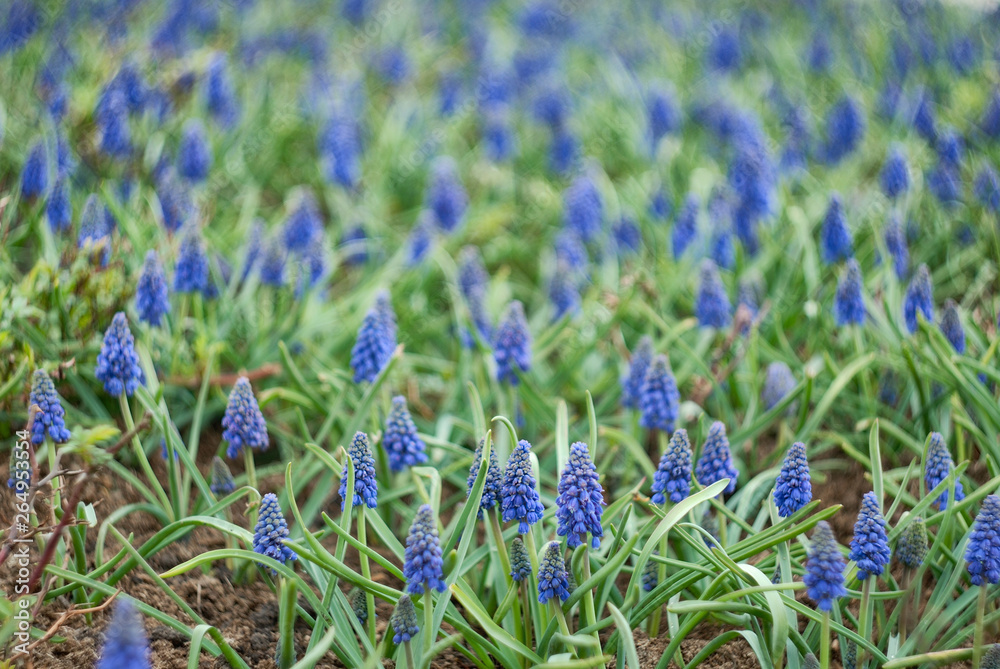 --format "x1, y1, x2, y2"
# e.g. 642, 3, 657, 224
552, 600, 572, 652
580, 550, 600, 652
118, 394, 172, 517
358, 507, 376, 645
649, 532, 668, 637
524, 531, 547, 637
244, 446, 258, 492
519, 581, 532, 655
857, 578, 873, 669
45, 438, 61, 517
974, 586, 988, 669
820, 612, 830, 669
277, 577, 298, 668
404, 640, 415, 669
489, 511, 513, 583
423, 592, 434, 659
